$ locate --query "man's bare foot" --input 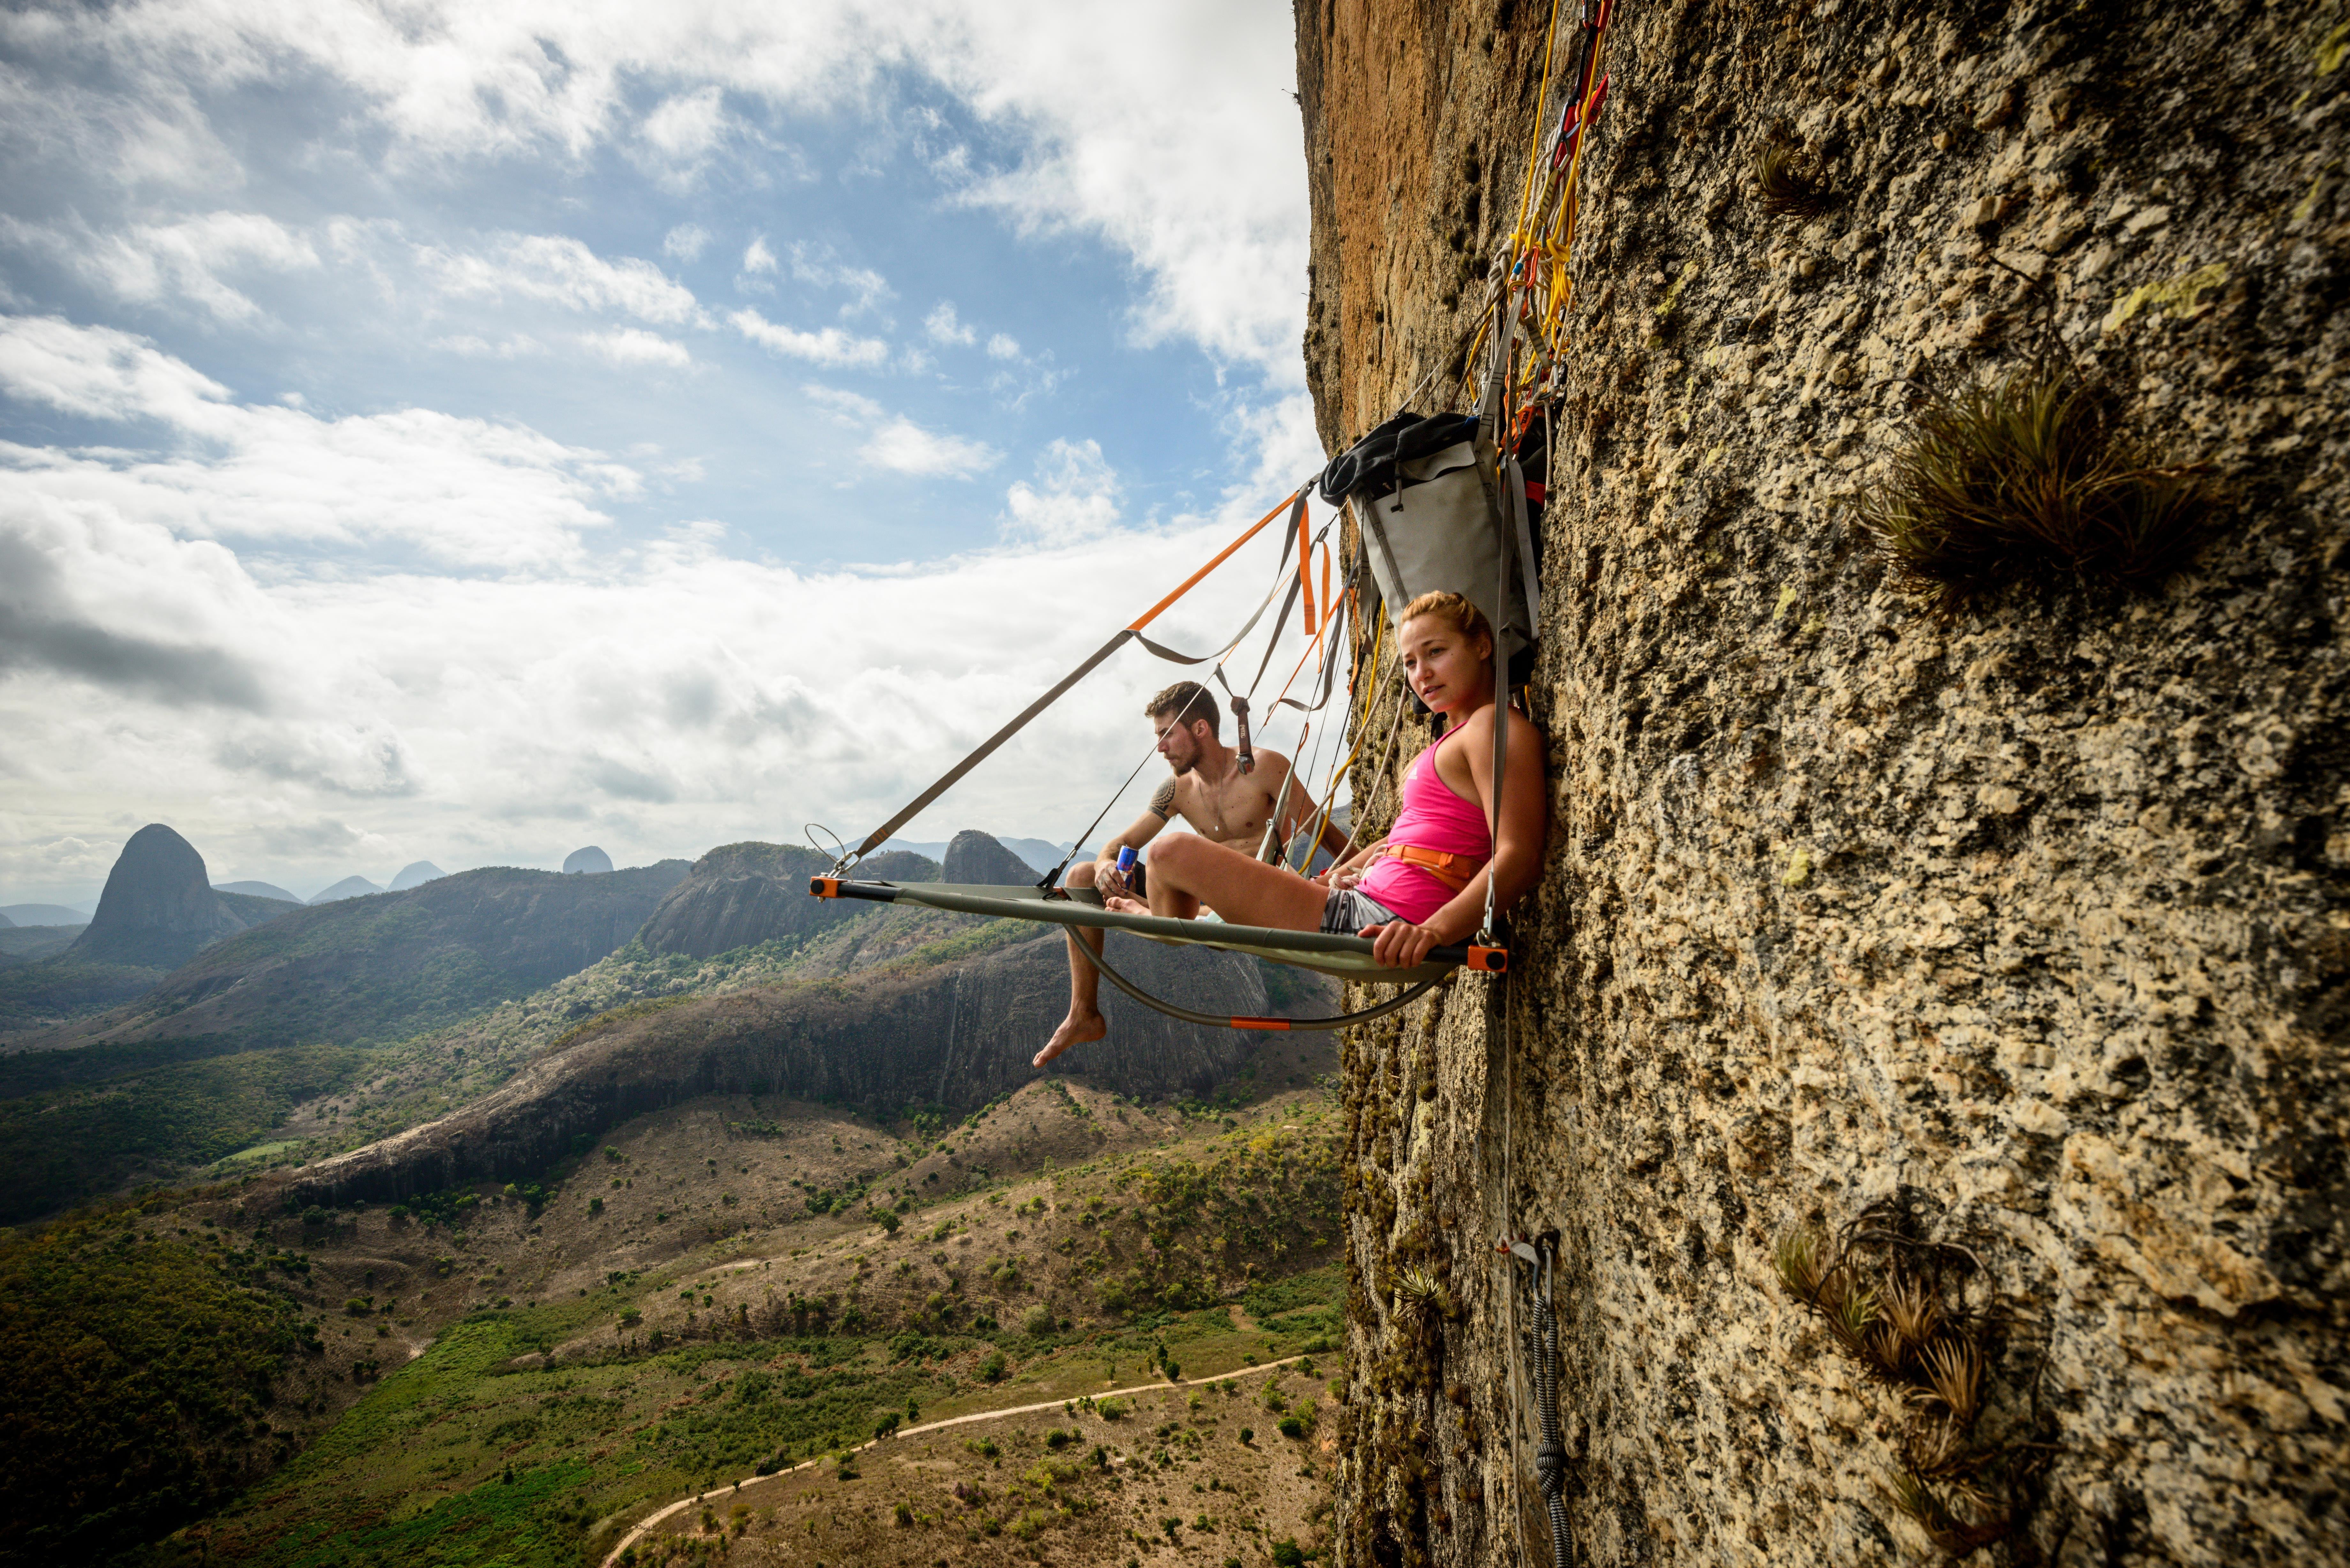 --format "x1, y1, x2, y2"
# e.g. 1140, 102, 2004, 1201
1102, 894, 1148, 915
1035, 1009, 1107, 1069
